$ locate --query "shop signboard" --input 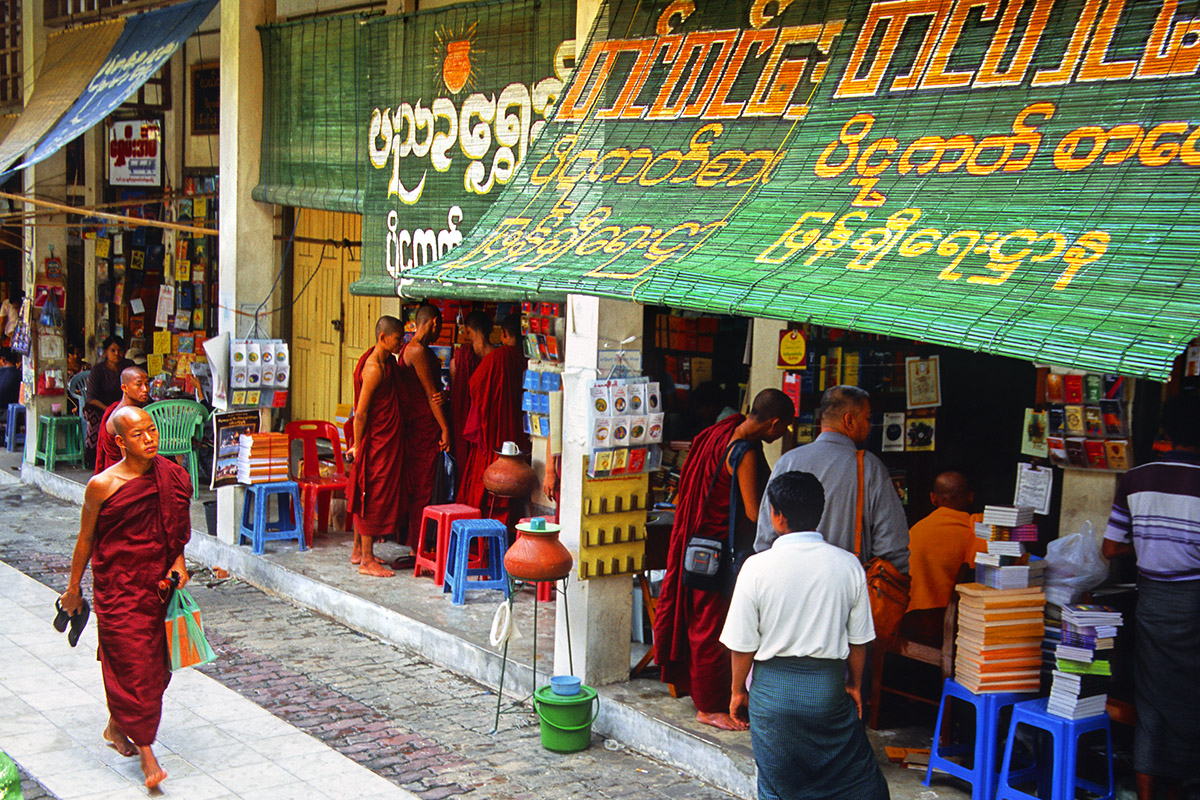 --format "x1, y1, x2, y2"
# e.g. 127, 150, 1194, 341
108, 119, 161, 186
400, 0, 1200, 380
353, 0, 577, 294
